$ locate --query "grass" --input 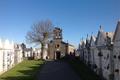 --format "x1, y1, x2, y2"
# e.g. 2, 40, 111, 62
65, 57, 101, 80
0, 60, 45, 80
